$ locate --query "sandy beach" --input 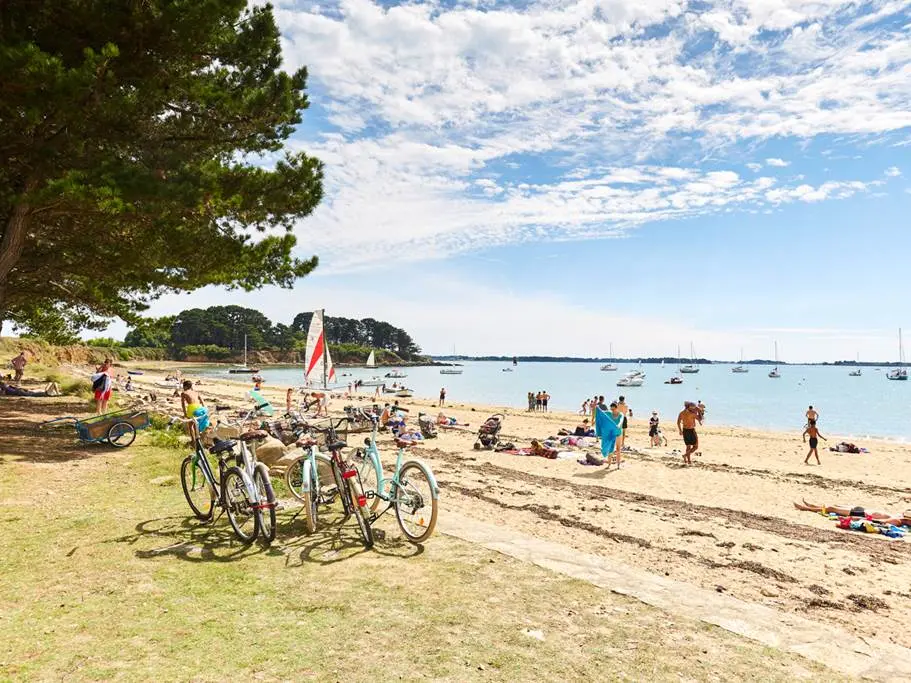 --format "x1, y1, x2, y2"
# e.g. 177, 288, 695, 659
94, 361, 911, 650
